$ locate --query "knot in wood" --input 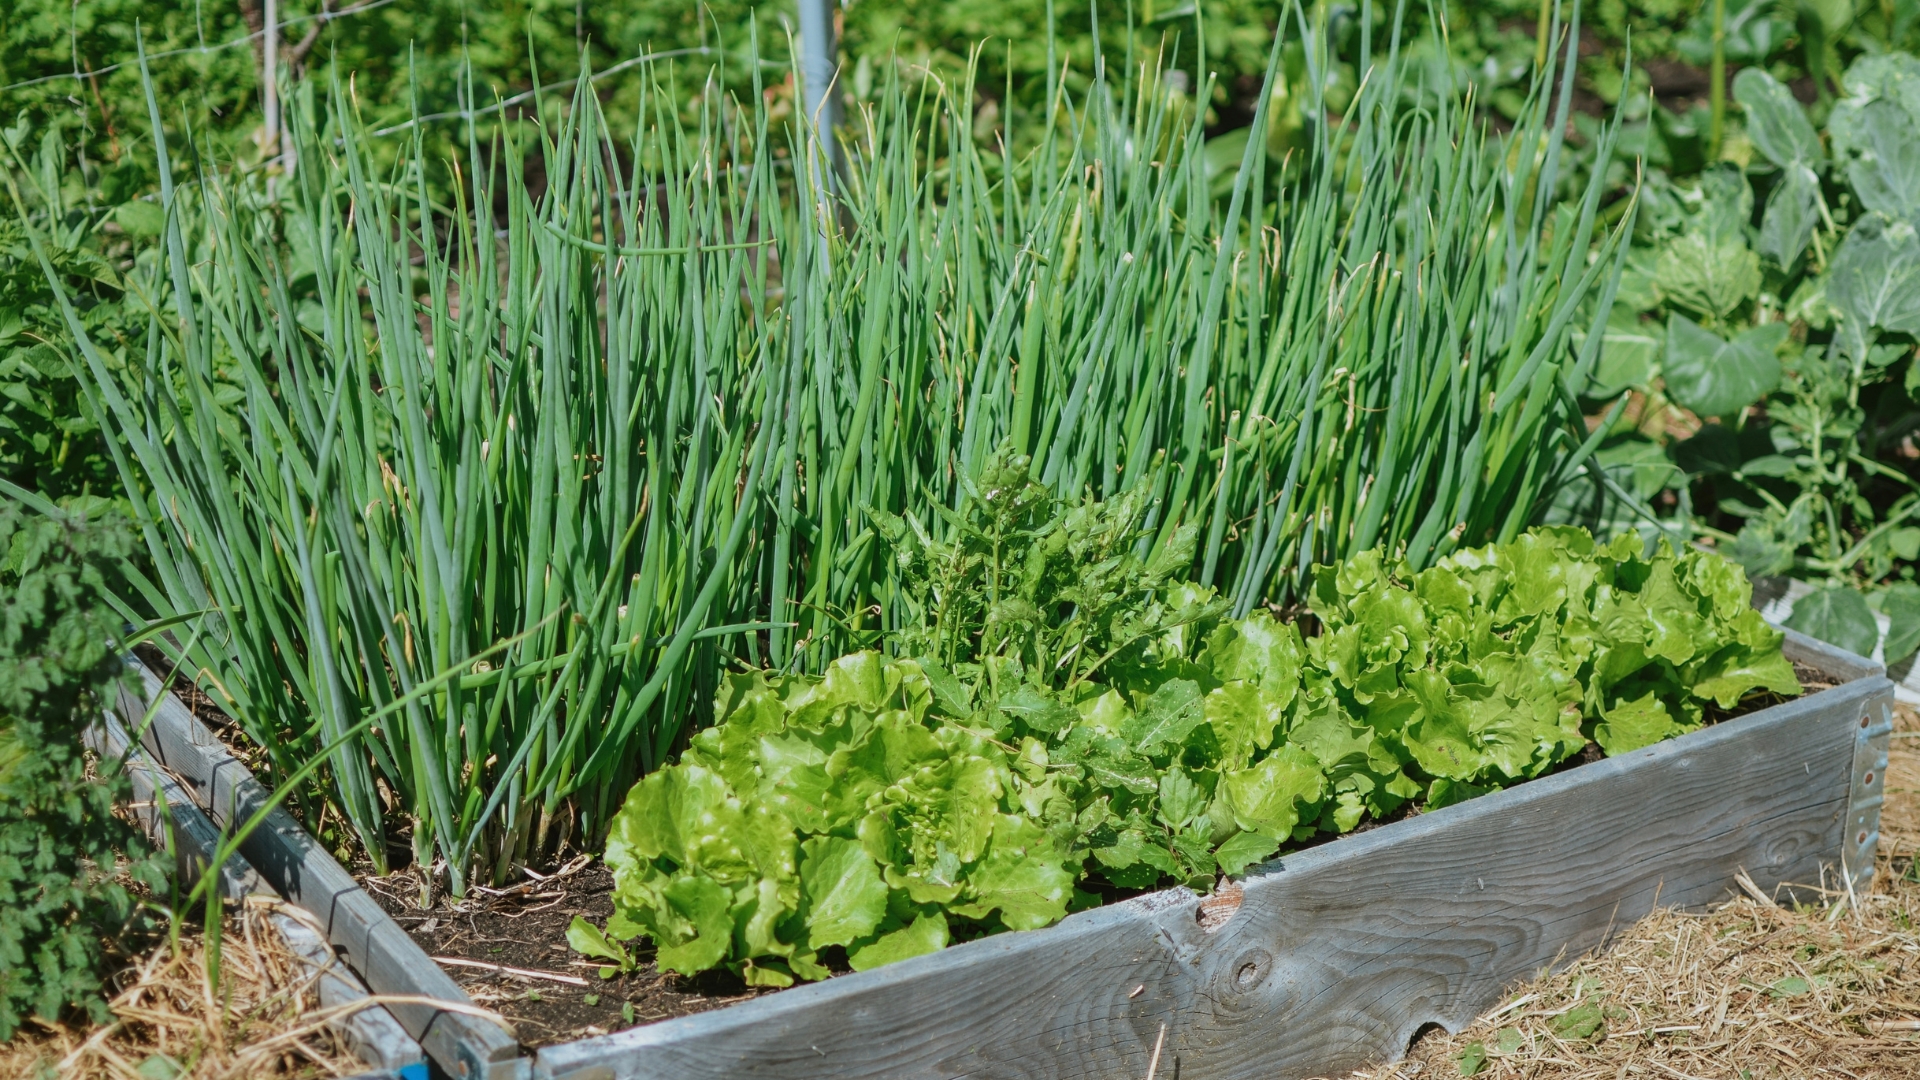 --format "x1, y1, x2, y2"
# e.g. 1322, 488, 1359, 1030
1231, 948, 1272, 992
